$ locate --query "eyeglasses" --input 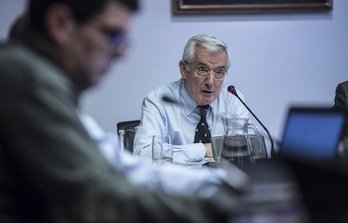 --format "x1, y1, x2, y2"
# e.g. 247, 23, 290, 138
97, 26, 128, 50
185, 62, 227, 80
